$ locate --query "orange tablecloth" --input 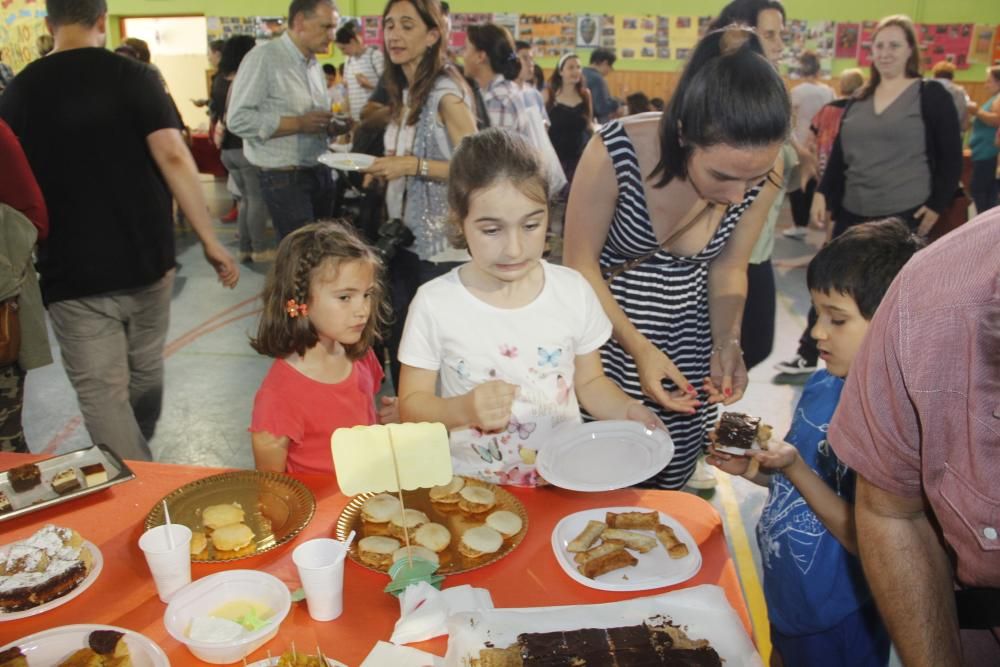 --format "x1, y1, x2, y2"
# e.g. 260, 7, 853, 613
0, 453, 751, 664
